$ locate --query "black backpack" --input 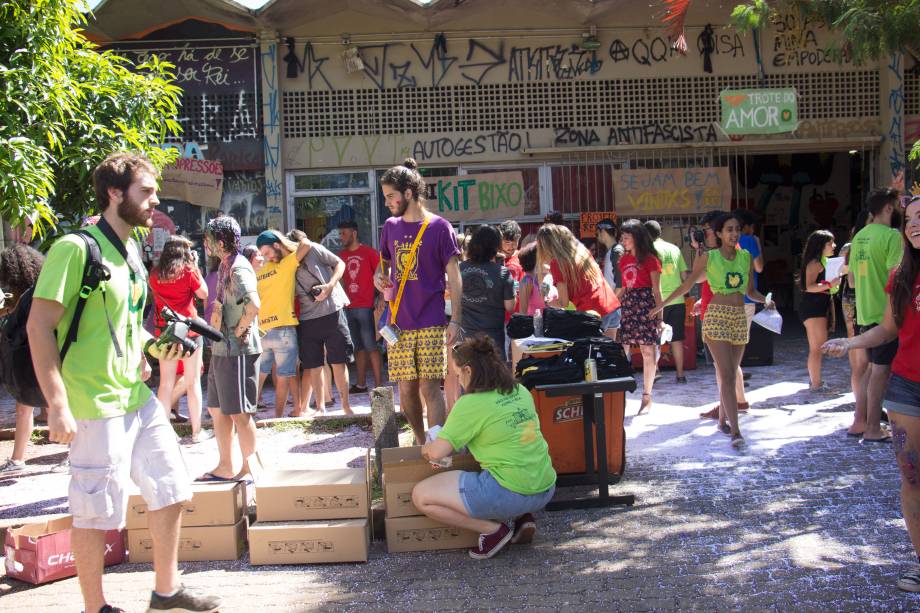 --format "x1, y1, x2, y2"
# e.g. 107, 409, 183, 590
0, 232, 109, 407
542, 307, 604, 340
